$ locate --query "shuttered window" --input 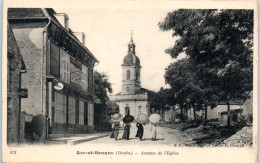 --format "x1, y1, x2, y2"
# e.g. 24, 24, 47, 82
88, 103, 94, 126
68, 96, 76, 124
88, 69, 93, 93
50, 42, 60, 78
60, 49, 70, 83
81, 65, 88, 91
54, 92, 67, 124
79, 100, 84, 125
